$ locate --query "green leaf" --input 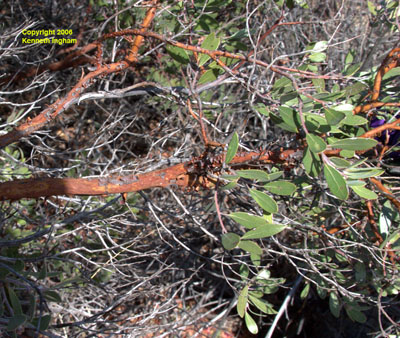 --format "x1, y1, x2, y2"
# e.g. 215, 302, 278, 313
254, 103, 269, 116
248, 294, 277, 314
354, 262, 366, 282
225, 132, 239, 164
249, 189, 278, 213
44, 290, 62, 303
329, 157, 351, 168
238, 240, 262, 255
229, 212, 268, 229
241, 223, 287, 239
237, 169, 274, 182
345, 305, 367, 323
302, 146, 321, 177
331, 138, 378, 151
244, 312, 258, 334
324, 108, 345, 125
351, 185, 378, 200
166, 45, 190, 64
264, 181, 296, 196
342, 114, 368, 126
324, 164, 348, 200
300, 283, 310, 300
7, 314, 27, 331
221, 232, 240, 250
306, 133, 327, 153
31, 314, 51, 331
329, 292, 341, 318
7, 287, 22, 315
279, 106, 299, 132
237, 285, 249, 318
198, 33, 220, 66
345, 167, 384, 179
309, 52, 326, 62
198, 68, 220, 84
